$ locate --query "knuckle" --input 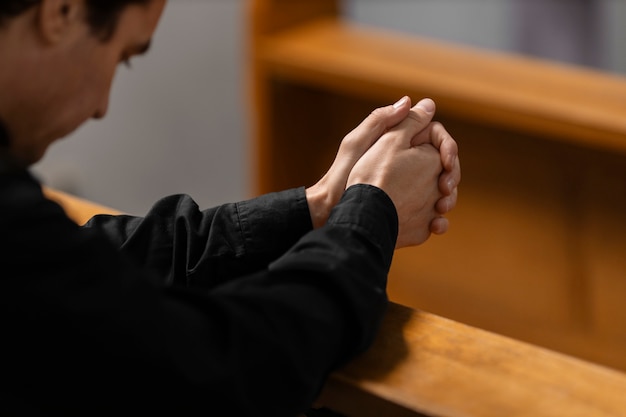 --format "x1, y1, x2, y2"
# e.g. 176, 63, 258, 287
431, 121, 444, 131
366, 108, 389, 133
406, 110, 426, 125
431, 121, 449, 139
341, 106, 390, 149
408, 107, 435, 125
